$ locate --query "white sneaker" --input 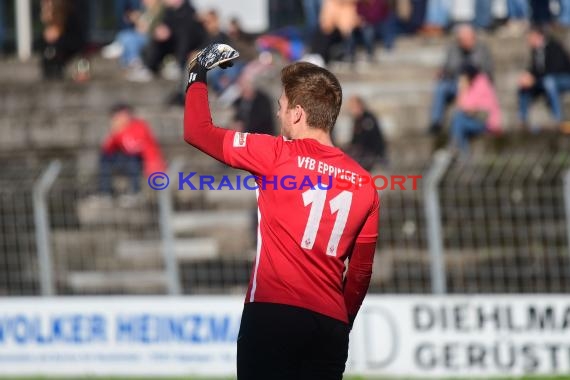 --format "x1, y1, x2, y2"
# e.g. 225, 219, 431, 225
161, 60, 181, 81
125, 64, 153, 82
102, 41, 124, 59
